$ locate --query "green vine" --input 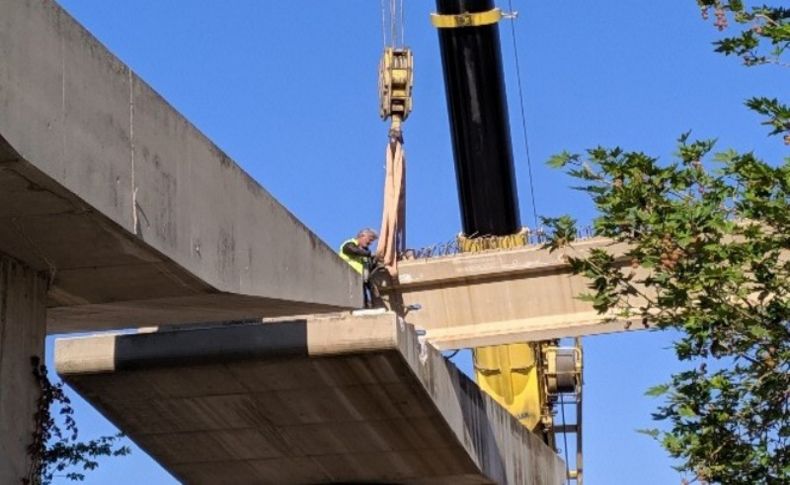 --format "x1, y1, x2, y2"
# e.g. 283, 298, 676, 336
24, 356, 130, 485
